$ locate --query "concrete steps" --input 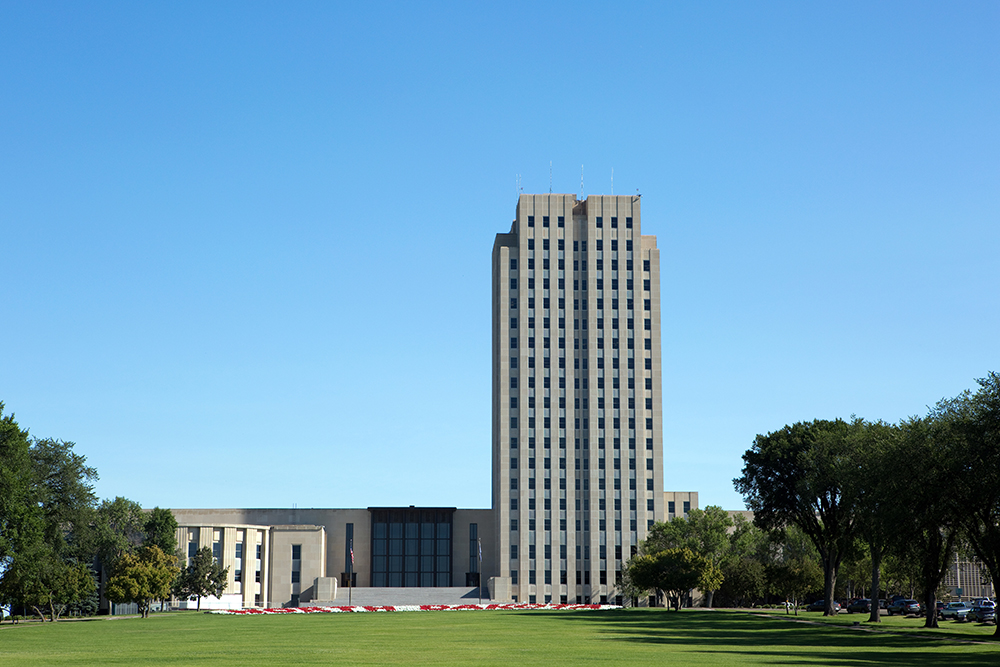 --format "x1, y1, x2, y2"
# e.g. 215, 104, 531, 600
317, 587, 489, 607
